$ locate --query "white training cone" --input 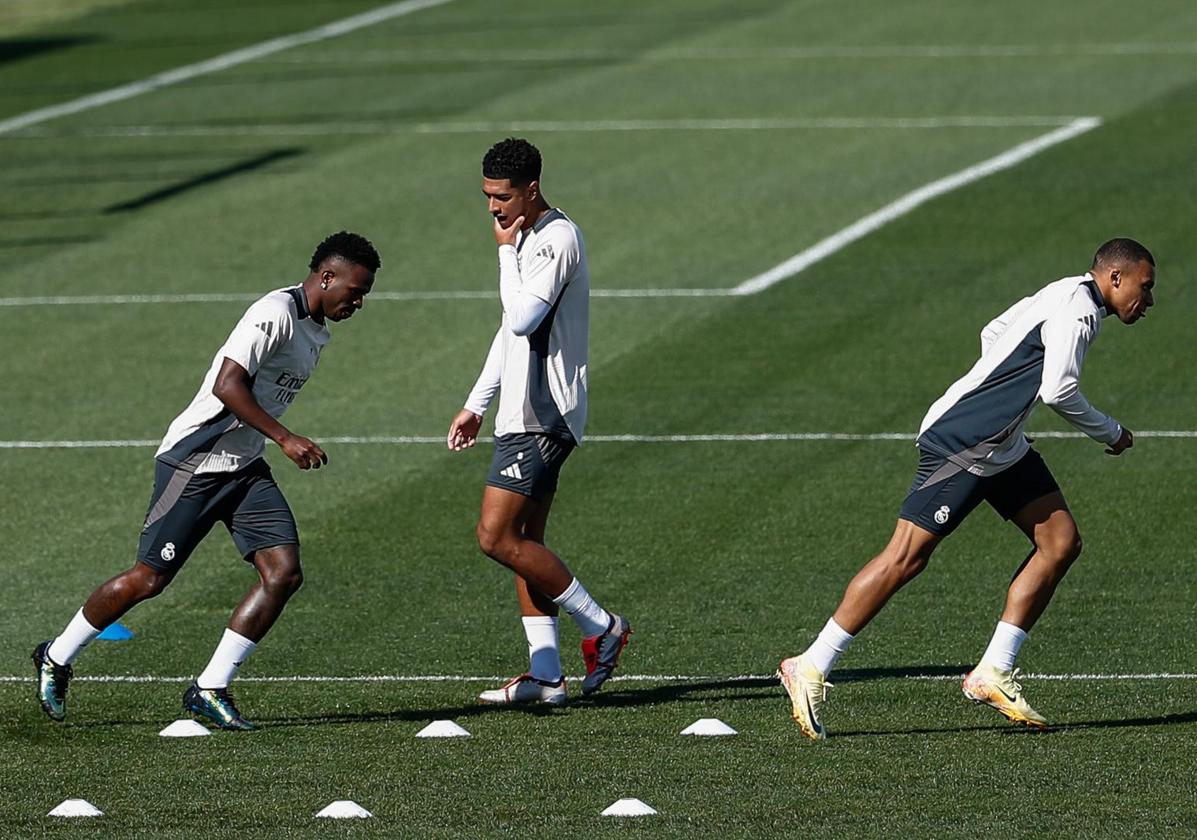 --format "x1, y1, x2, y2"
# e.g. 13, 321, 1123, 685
601, 798, 657, 817
415, 720, 470, 738
48, 799, 103, 818
159, 719, 211, 738
680, 718, 738, 736
315, 800, 373, 819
